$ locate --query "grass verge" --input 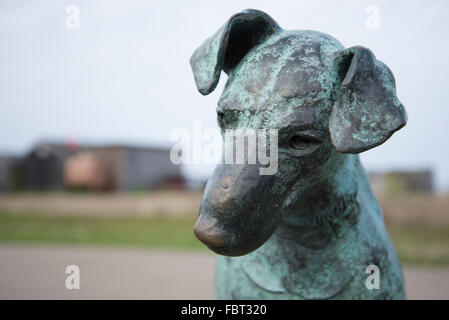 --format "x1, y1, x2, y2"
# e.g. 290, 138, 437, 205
0, 210, 204, 250
387, 224, 449, 266
0, 210, 448, 266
